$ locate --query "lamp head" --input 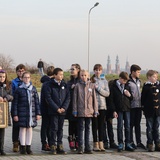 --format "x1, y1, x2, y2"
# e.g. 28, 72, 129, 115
94, 2, 99, 7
